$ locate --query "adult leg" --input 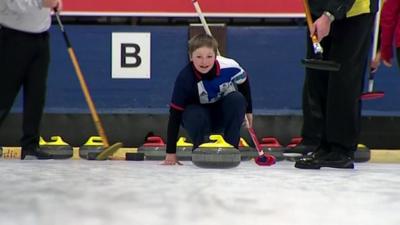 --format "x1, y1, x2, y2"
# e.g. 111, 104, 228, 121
182, 104, 211, 149
21, 33, 50, 150
326, 14, 375, 155
0, 29, 27, 129
302, 16, 336, 143
290, 31, 331, 156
